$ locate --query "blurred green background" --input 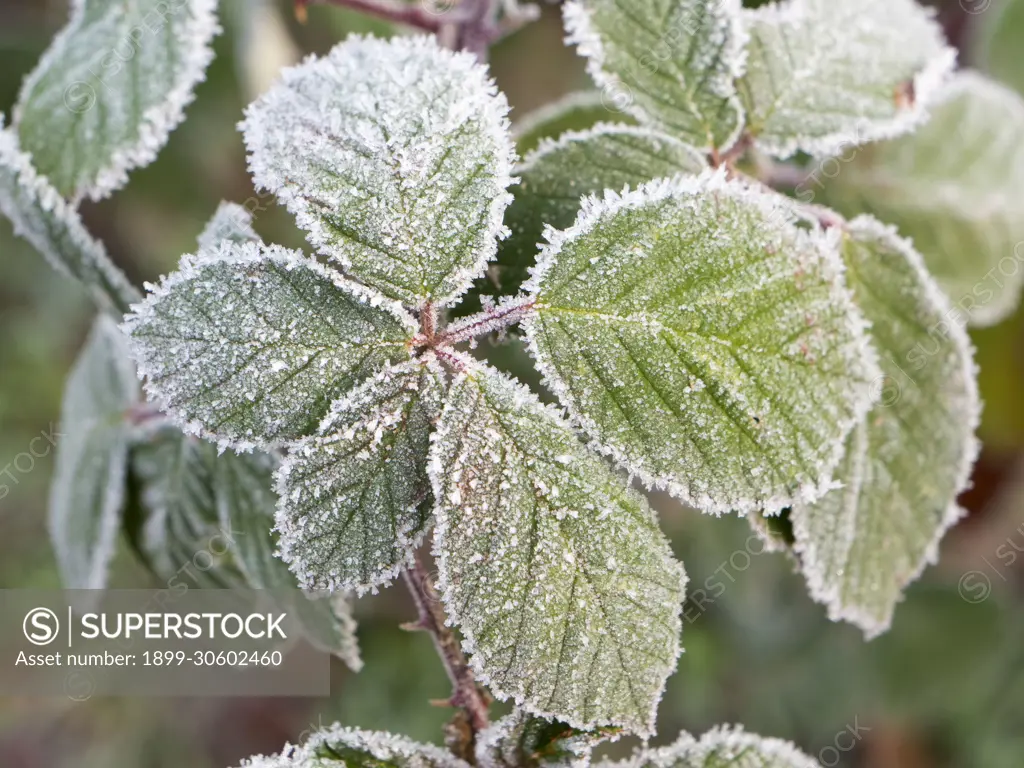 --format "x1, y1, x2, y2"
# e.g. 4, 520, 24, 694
1, 0, 1022, 766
